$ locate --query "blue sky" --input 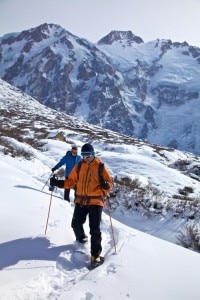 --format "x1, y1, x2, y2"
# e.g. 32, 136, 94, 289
0, 0, 200, 47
